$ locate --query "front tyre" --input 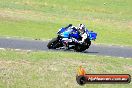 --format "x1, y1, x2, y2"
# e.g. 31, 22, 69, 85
47, 38, 60, 49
